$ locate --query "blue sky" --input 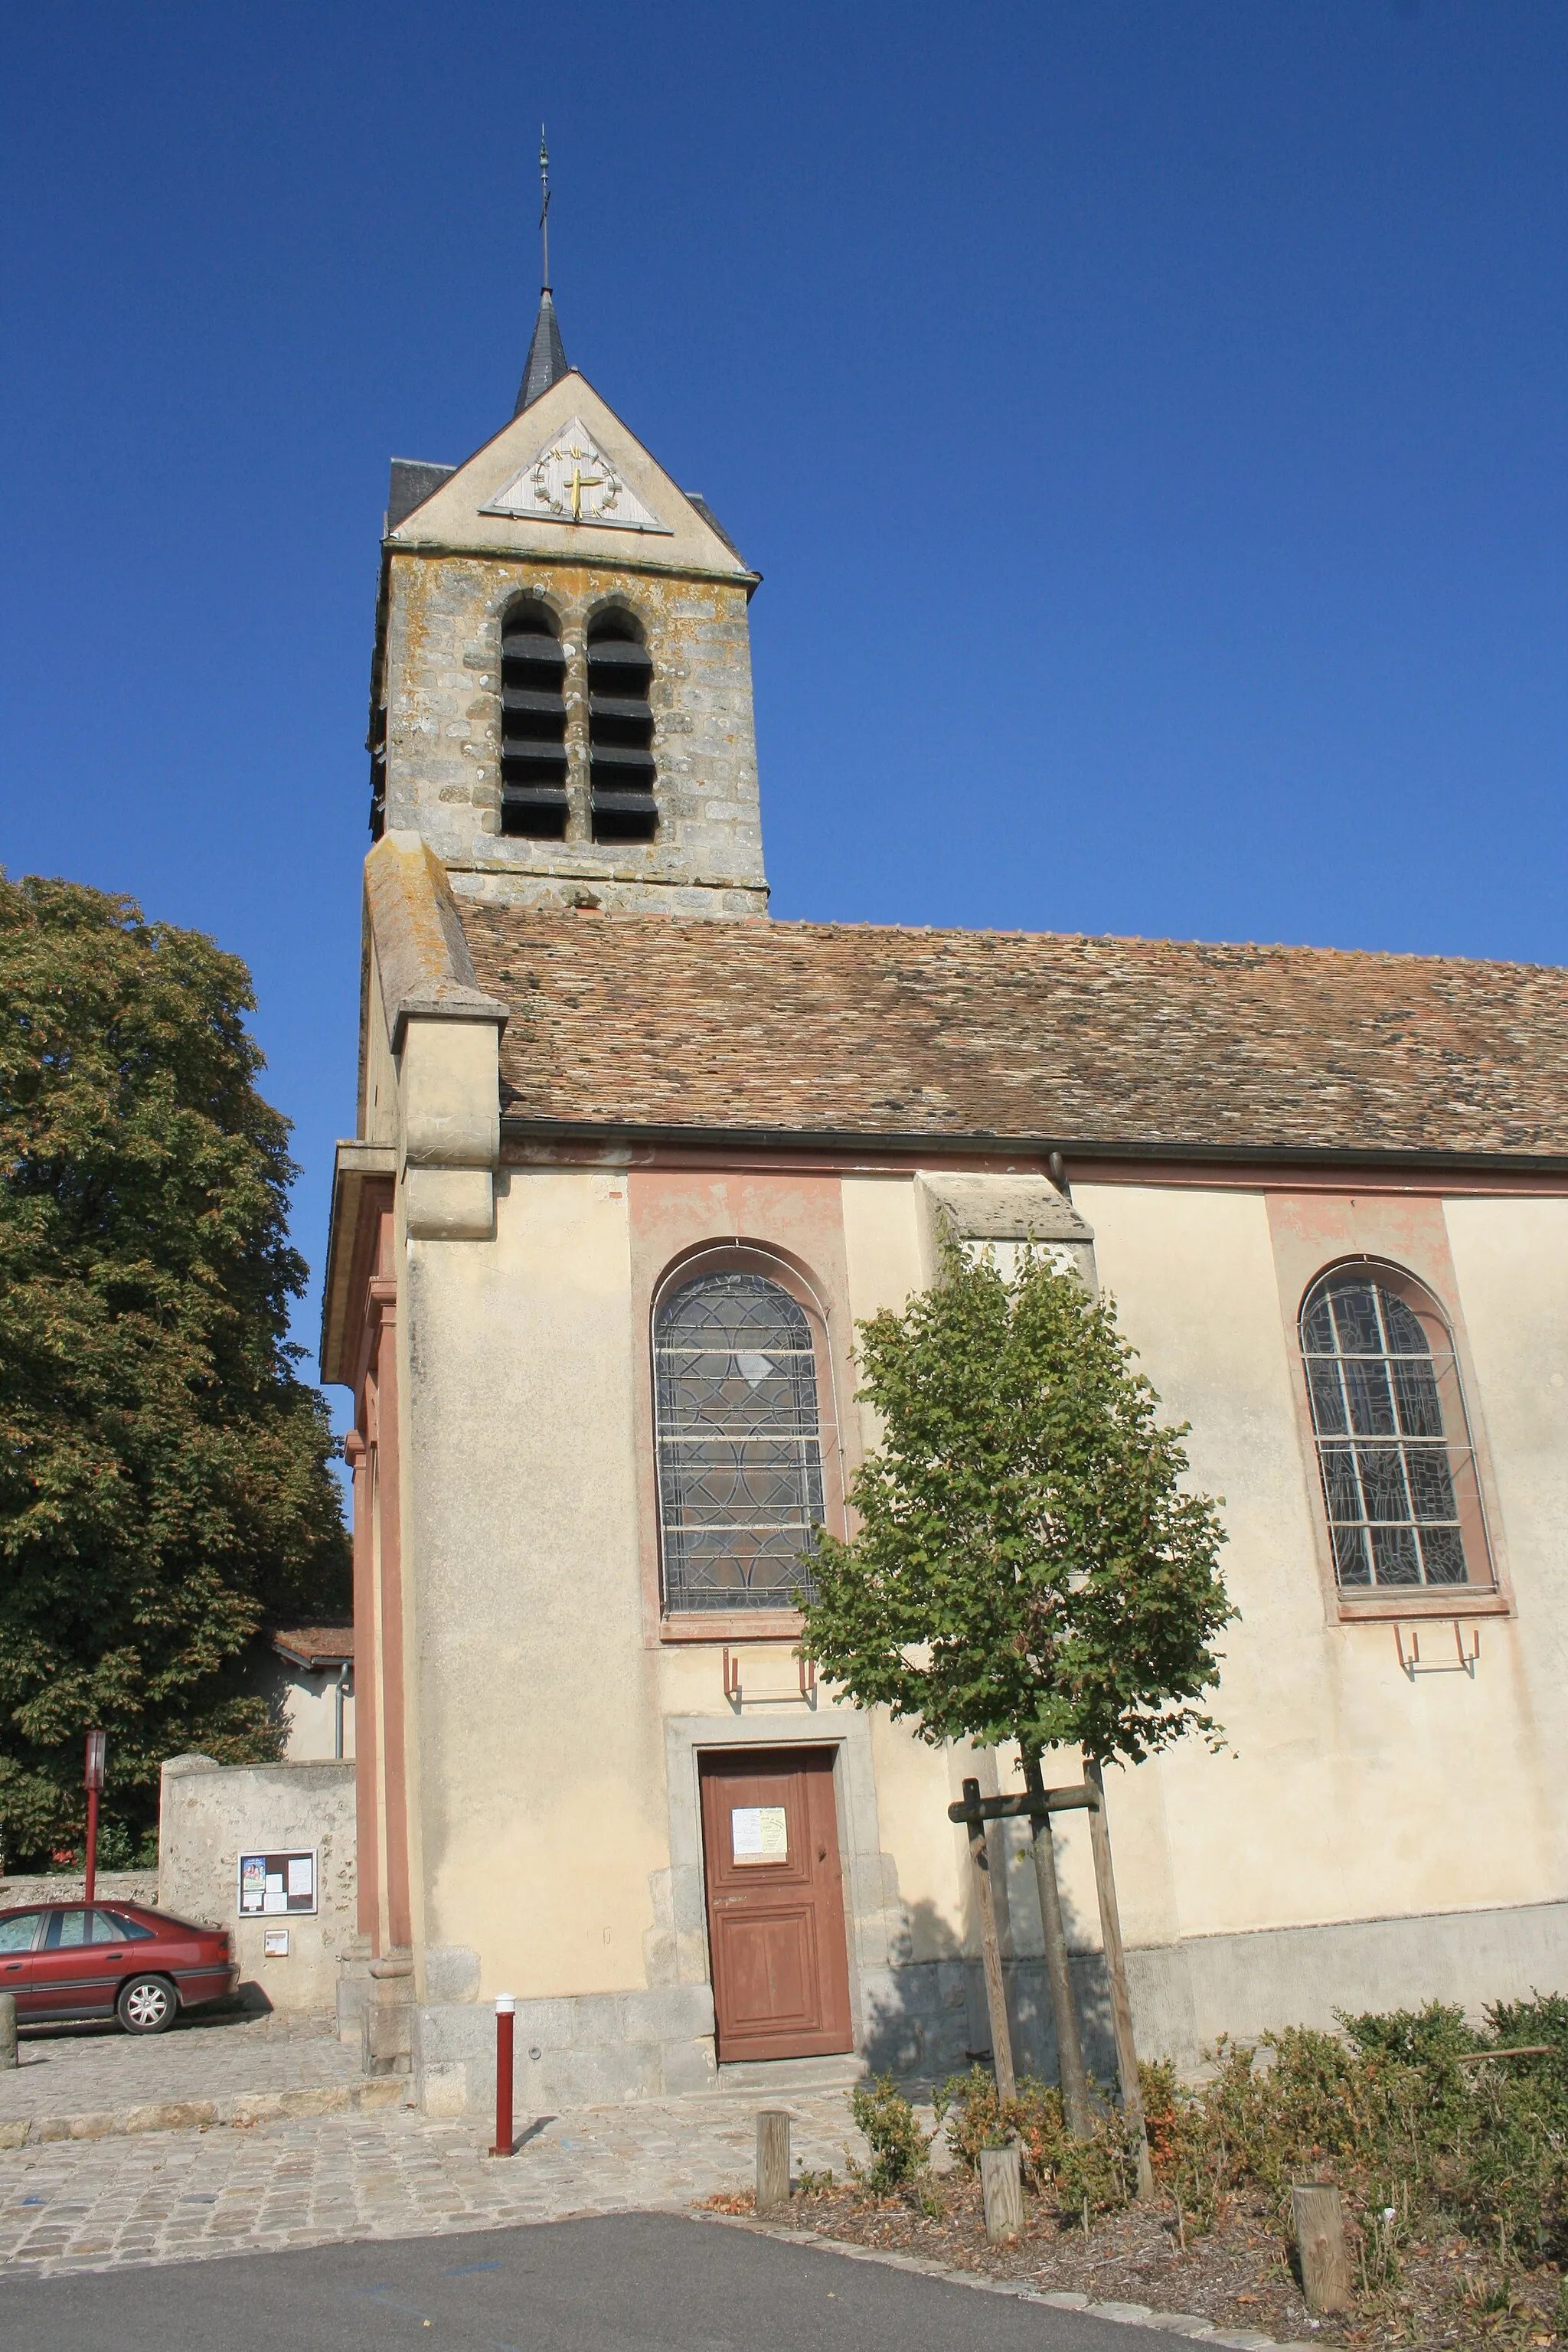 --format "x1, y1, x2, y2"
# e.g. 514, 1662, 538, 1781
3, 2, 1565, 1388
